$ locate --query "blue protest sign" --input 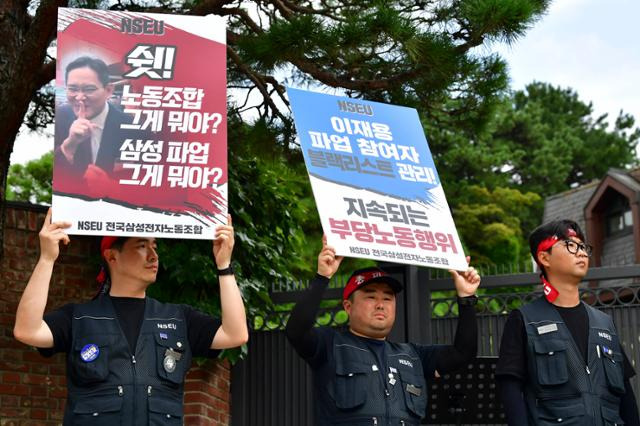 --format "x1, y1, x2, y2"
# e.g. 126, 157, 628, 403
289, 88, 467, 270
